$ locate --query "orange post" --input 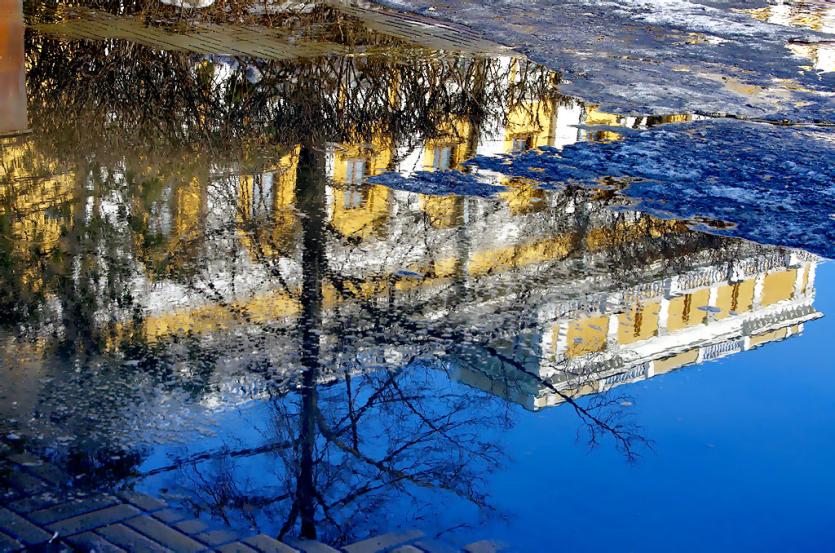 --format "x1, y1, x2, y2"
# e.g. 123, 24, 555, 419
0, 0, 27, 135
